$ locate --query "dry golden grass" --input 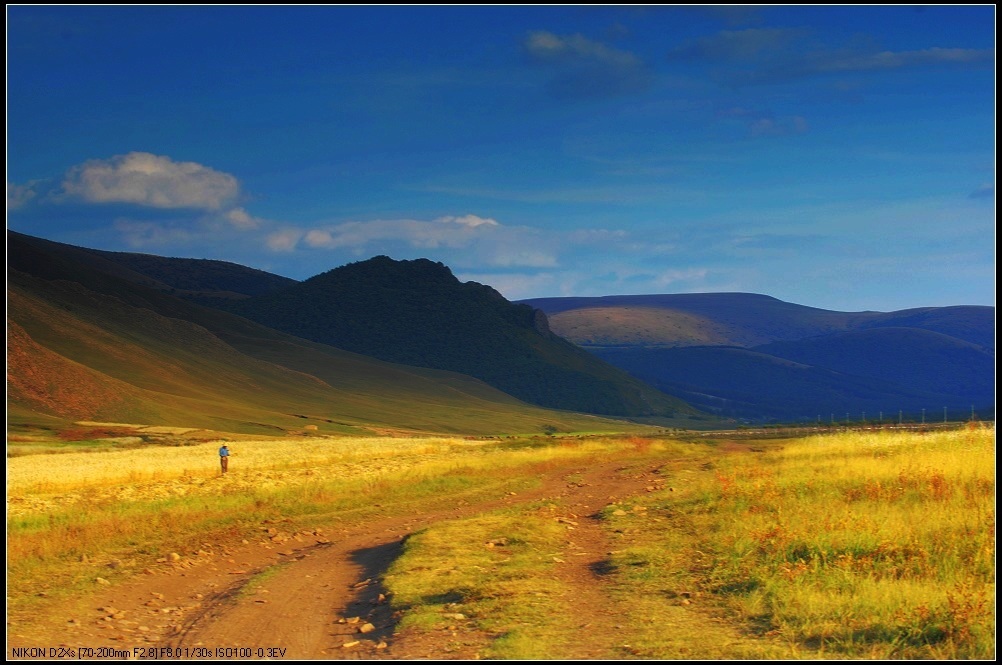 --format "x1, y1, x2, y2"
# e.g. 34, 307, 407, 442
6, 435, 485, 516
6, 433, 634, 615
602, 424, 996, 659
